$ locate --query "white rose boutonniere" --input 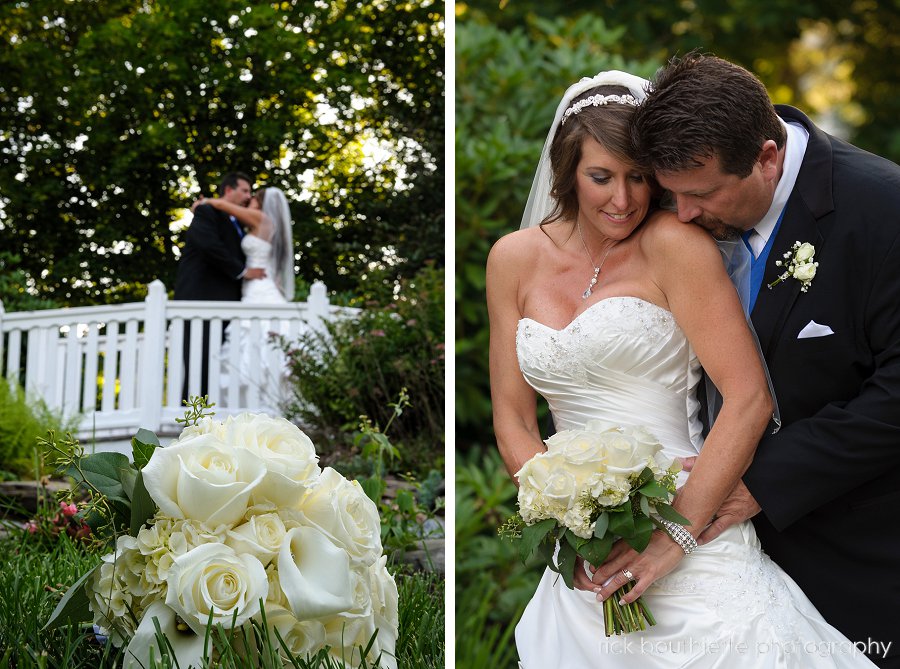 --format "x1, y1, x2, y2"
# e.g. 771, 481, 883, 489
768, 241, 819, 292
